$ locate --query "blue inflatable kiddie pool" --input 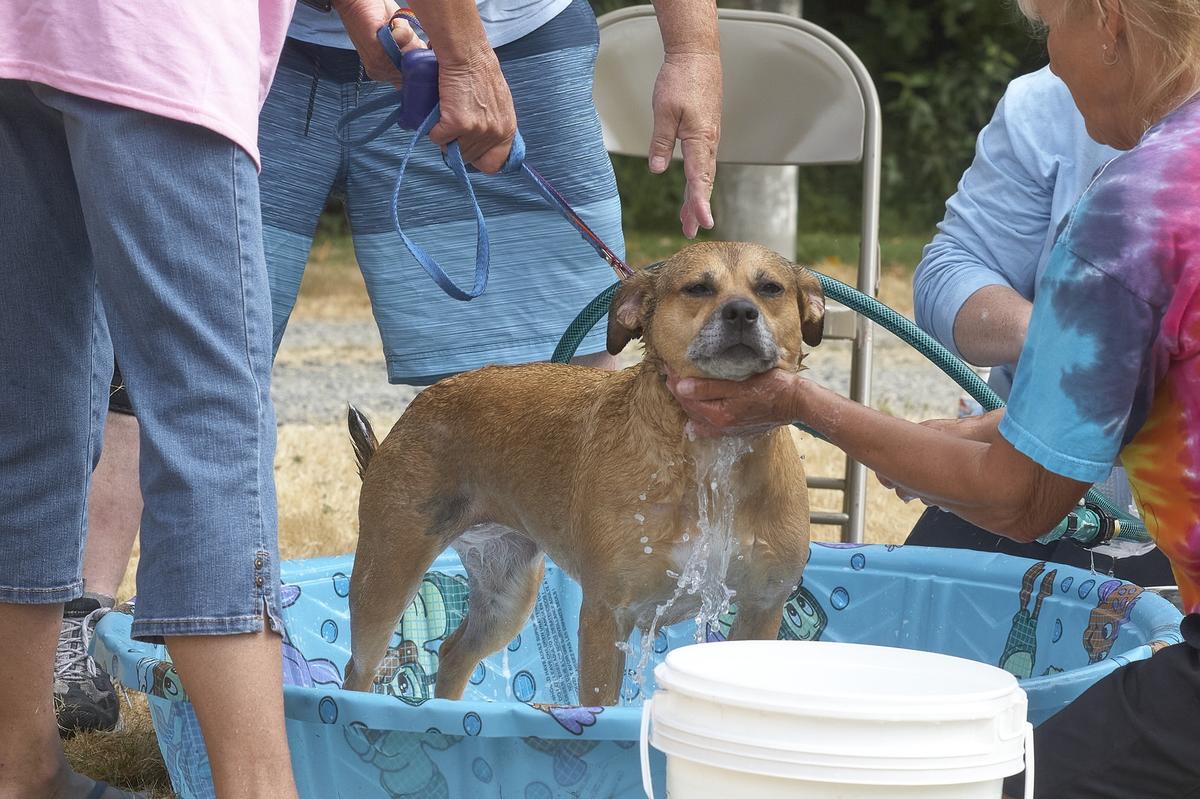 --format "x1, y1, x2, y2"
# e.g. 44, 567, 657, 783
94, 544, 1183, 799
